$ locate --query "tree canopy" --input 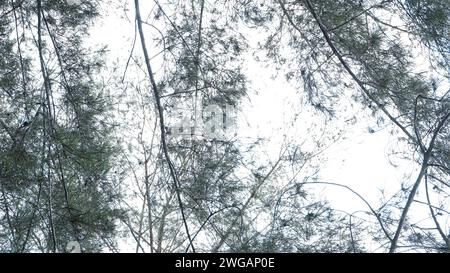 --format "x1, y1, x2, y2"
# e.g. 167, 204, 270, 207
0, 0, 448, 253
